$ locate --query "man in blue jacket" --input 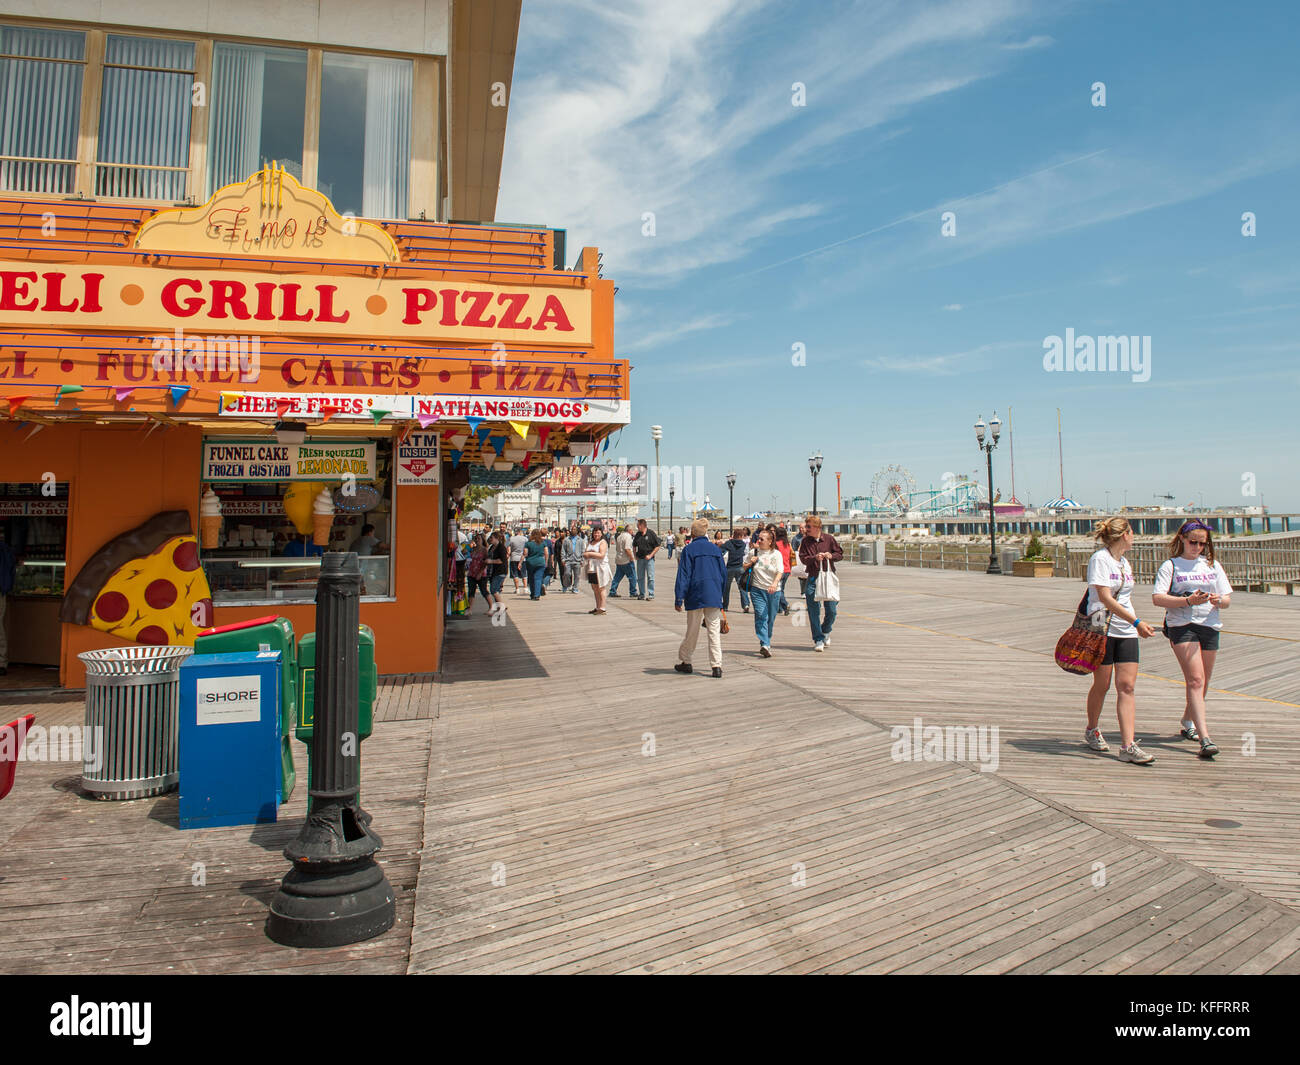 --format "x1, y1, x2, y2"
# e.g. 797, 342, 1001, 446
674, 517, 728, 678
